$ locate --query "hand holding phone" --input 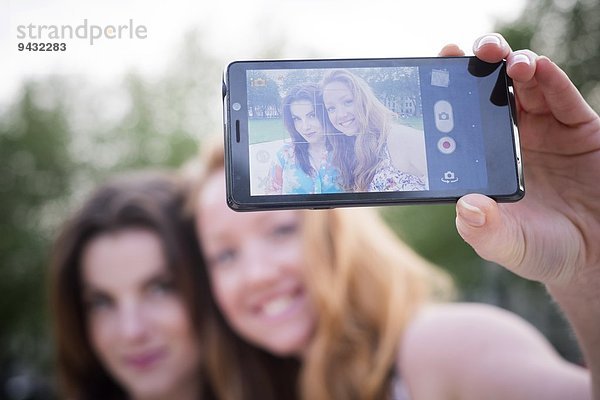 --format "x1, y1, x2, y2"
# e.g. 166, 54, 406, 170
223, 56, 523, 211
